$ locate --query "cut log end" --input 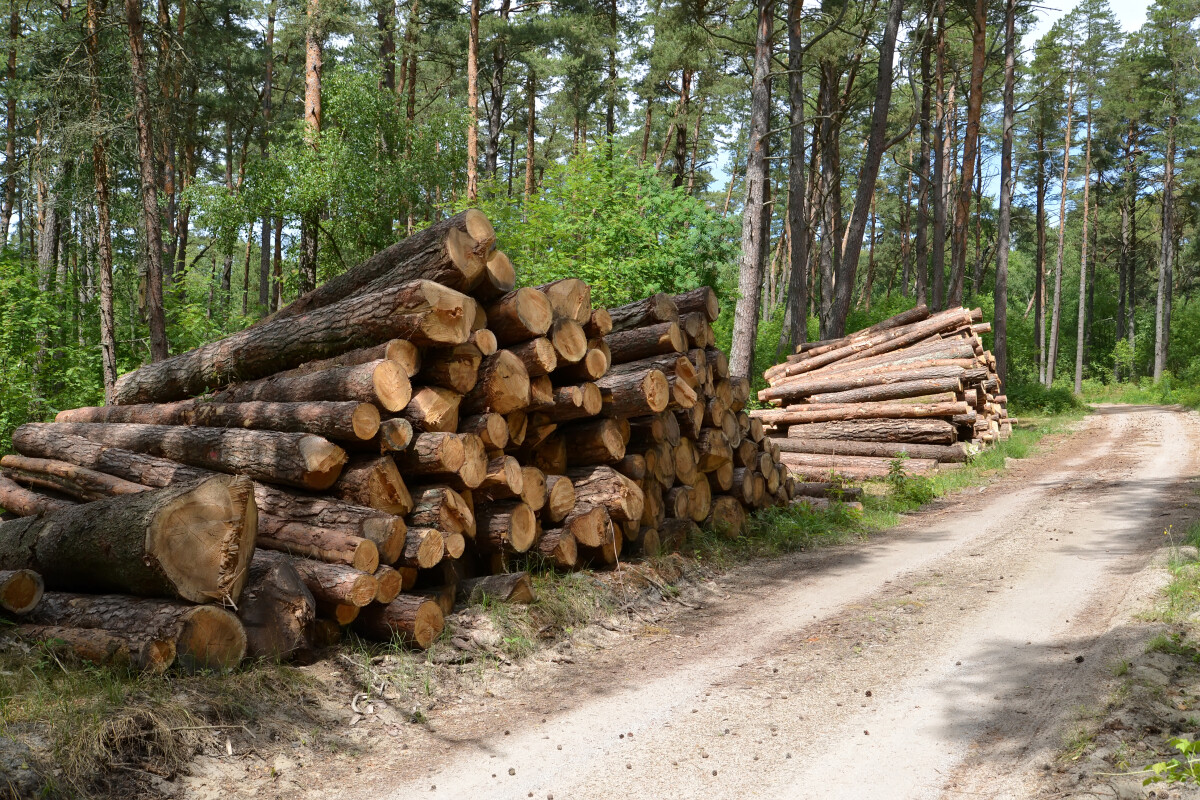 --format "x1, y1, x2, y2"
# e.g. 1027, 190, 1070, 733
0, 569, 44, 614
176, 604, 248, 671
352, 403, 382, 440
151, 475, 258, 605
297, 436, 349, 490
